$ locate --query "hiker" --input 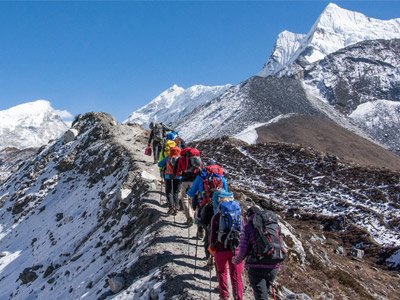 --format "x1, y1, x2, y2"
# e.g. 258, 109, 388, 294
209, 192, 243, 300
187, 161, 228, 256
232, 206, 286, 300
175, 148, 202, 226
148, 122, 169, 164
158, 132, 178, 163
158, 146, 182, 215
174, 135, 187, 149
